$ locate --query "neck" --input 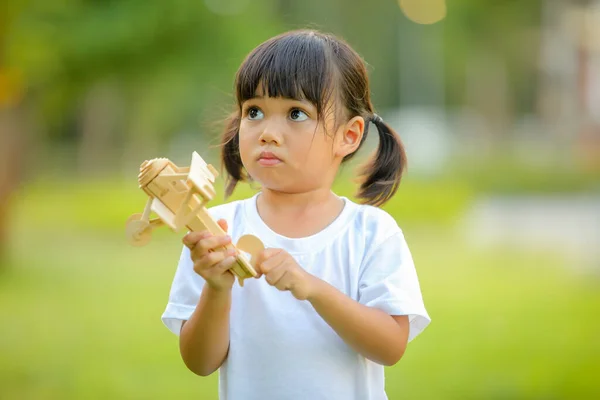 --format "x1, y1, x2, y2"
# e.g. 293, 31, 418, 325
255, 187, 344, 238
259, 187, 337, 211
